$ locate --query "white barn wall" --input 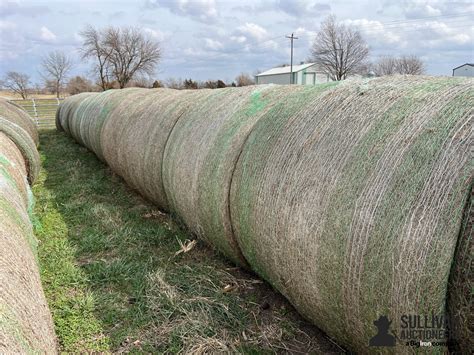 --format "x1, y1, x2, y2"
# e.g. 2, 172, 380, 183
256, 69, 331, 85
256, 73, 292, 85
453, 64, 474, 77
